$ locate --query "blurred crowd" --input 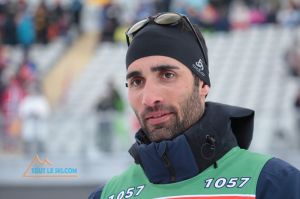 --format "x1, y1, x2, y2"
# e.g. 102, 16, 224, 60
99, 0, 300, 43
0, 0, 82, 47
0, 0, 83, 154
1, 0, 300, 155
